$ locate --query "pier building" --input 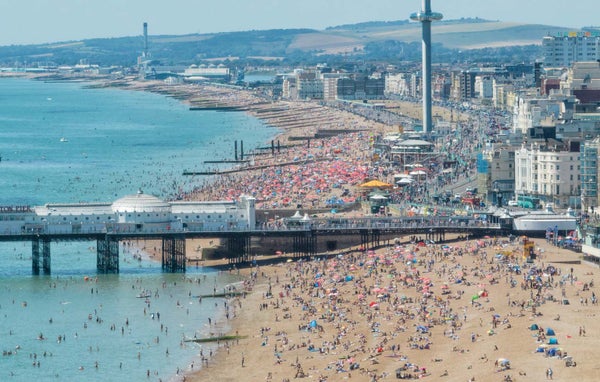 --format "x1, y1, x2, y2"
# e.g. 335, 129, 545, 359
0, 190, 255, 274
